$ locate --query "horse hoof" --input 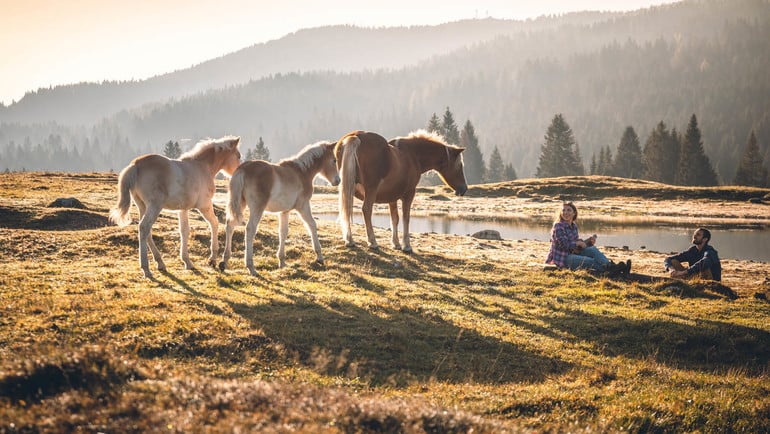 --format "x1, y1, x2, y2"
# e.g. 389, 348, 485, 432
345, 241, 355, 248
314, 259, 325, 267
218, 261, 226, 272
403, 247, 413, 254
369, 245, 380, 251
